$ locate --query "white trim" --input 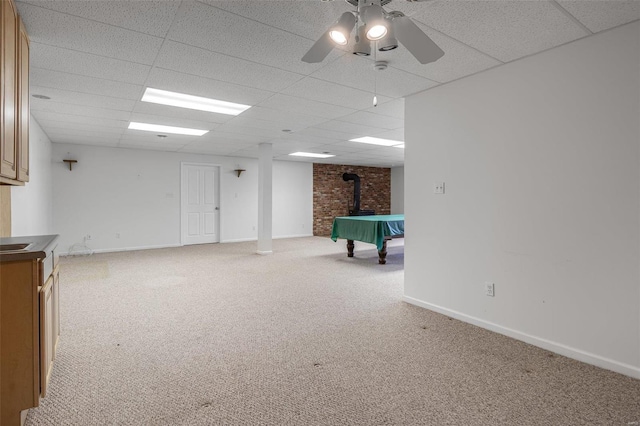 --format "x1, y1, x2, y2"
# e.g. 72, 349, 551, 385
221, 234, 313, 244
256, 250, 273, 255
180, 162, 221, 246
60, 244, 182, 256
221, 238, 256, 243
403, 295, 640, 379
273, 234, 313, 240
